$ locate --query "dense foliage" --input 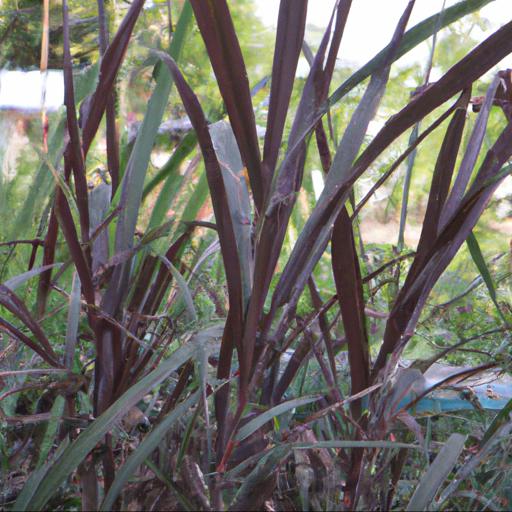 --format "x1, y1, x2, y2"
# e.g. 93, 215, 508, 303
1, 0, 512, 510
